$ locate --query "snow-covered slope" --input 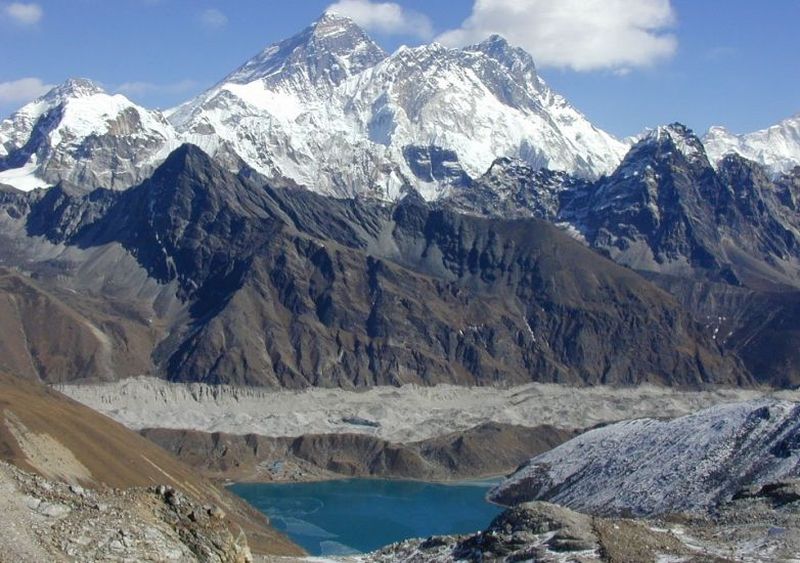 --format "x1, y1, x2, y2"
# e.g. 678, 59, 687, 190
489, 399, 800, 517
0, 79, 180, 191
168, 12, 626, 200
704, 114, 800, 174
0, 13, 625, 199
